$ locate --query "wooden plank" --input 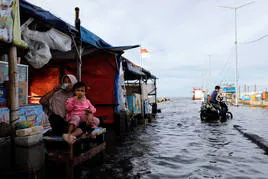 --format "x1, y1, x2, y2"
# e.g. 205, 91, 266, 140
73, 142, 106, 166
43, 128, 106, 142
44, 133, 106, 179
43, 136, 65, 142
